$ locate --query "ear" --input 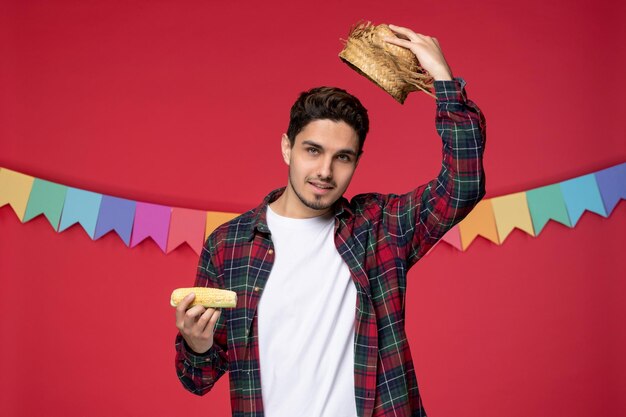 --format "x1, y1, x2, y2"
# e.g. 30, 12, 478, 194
281, 133, 292, 165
